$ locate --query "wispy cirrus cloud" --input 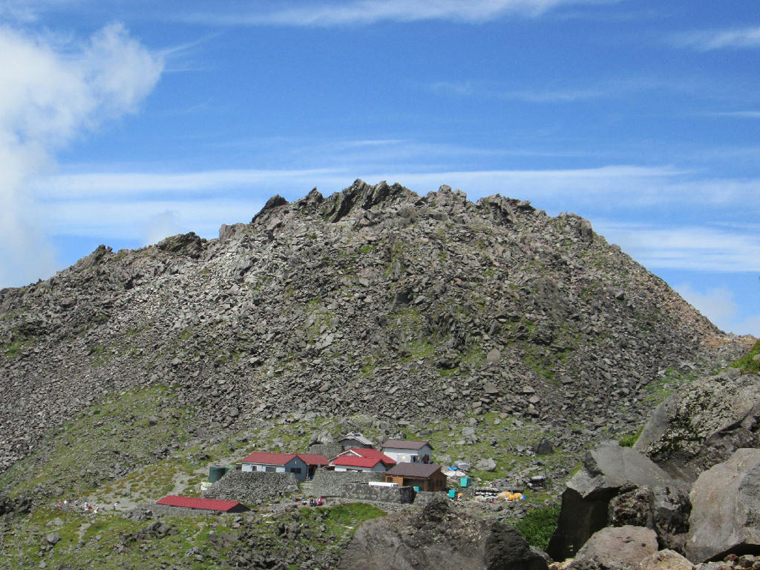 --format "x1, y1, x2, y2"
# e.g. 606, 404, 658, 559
596, 222, 760, 273
431, 81, 607, 102
672, 26, 760, 51
35, 164, 685, 200
179, 0, 618, 27
429, 76, 665, 103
